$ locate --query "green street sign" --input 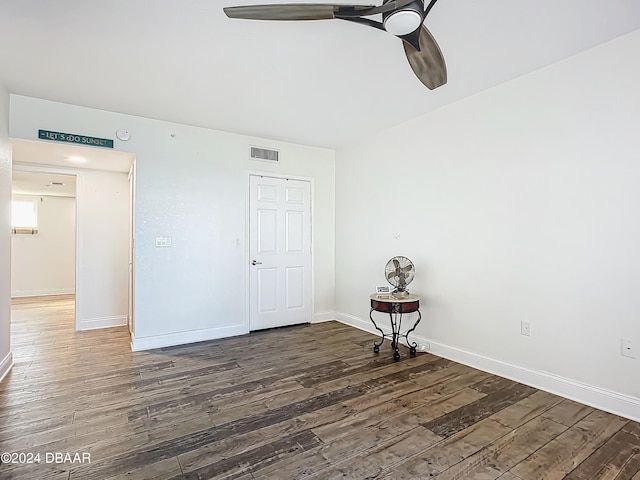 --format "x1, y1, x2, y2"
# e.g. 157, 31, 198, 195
38, 129, 114, 149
